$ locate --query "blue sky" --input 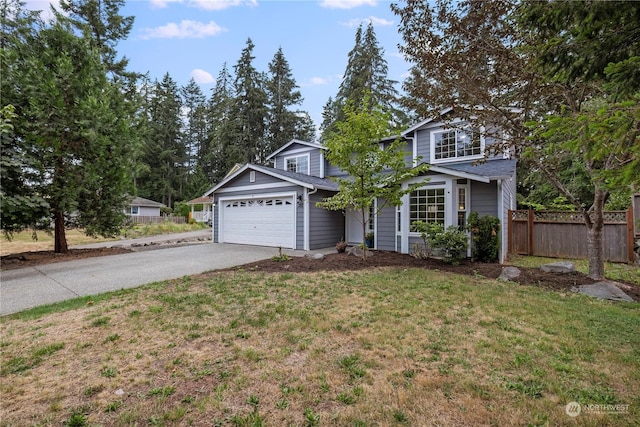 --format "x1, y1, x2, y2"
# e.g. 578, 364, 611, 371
26, 0, 412, 133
